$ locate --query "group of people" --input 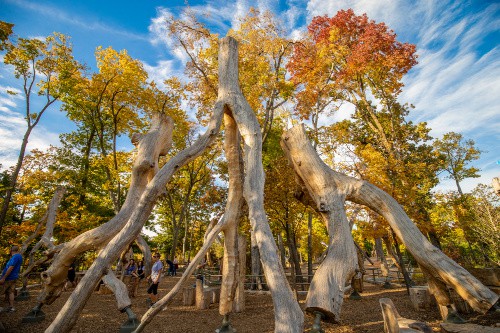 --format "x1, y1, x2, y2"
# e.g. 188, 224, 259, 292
122, 258, 145, 298
0, 245, 182, 312
123, 254, 179, 307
